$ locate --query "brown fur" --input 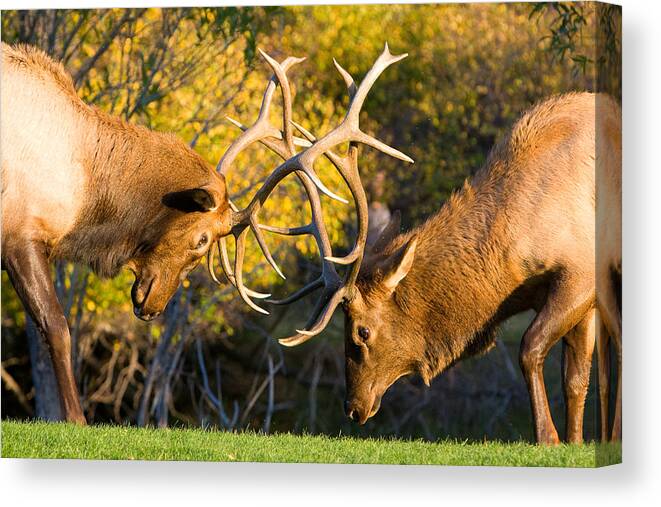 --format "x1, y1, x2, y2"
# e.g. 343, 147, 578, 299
2, 43, 79, 101
344, 92, 622, 443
